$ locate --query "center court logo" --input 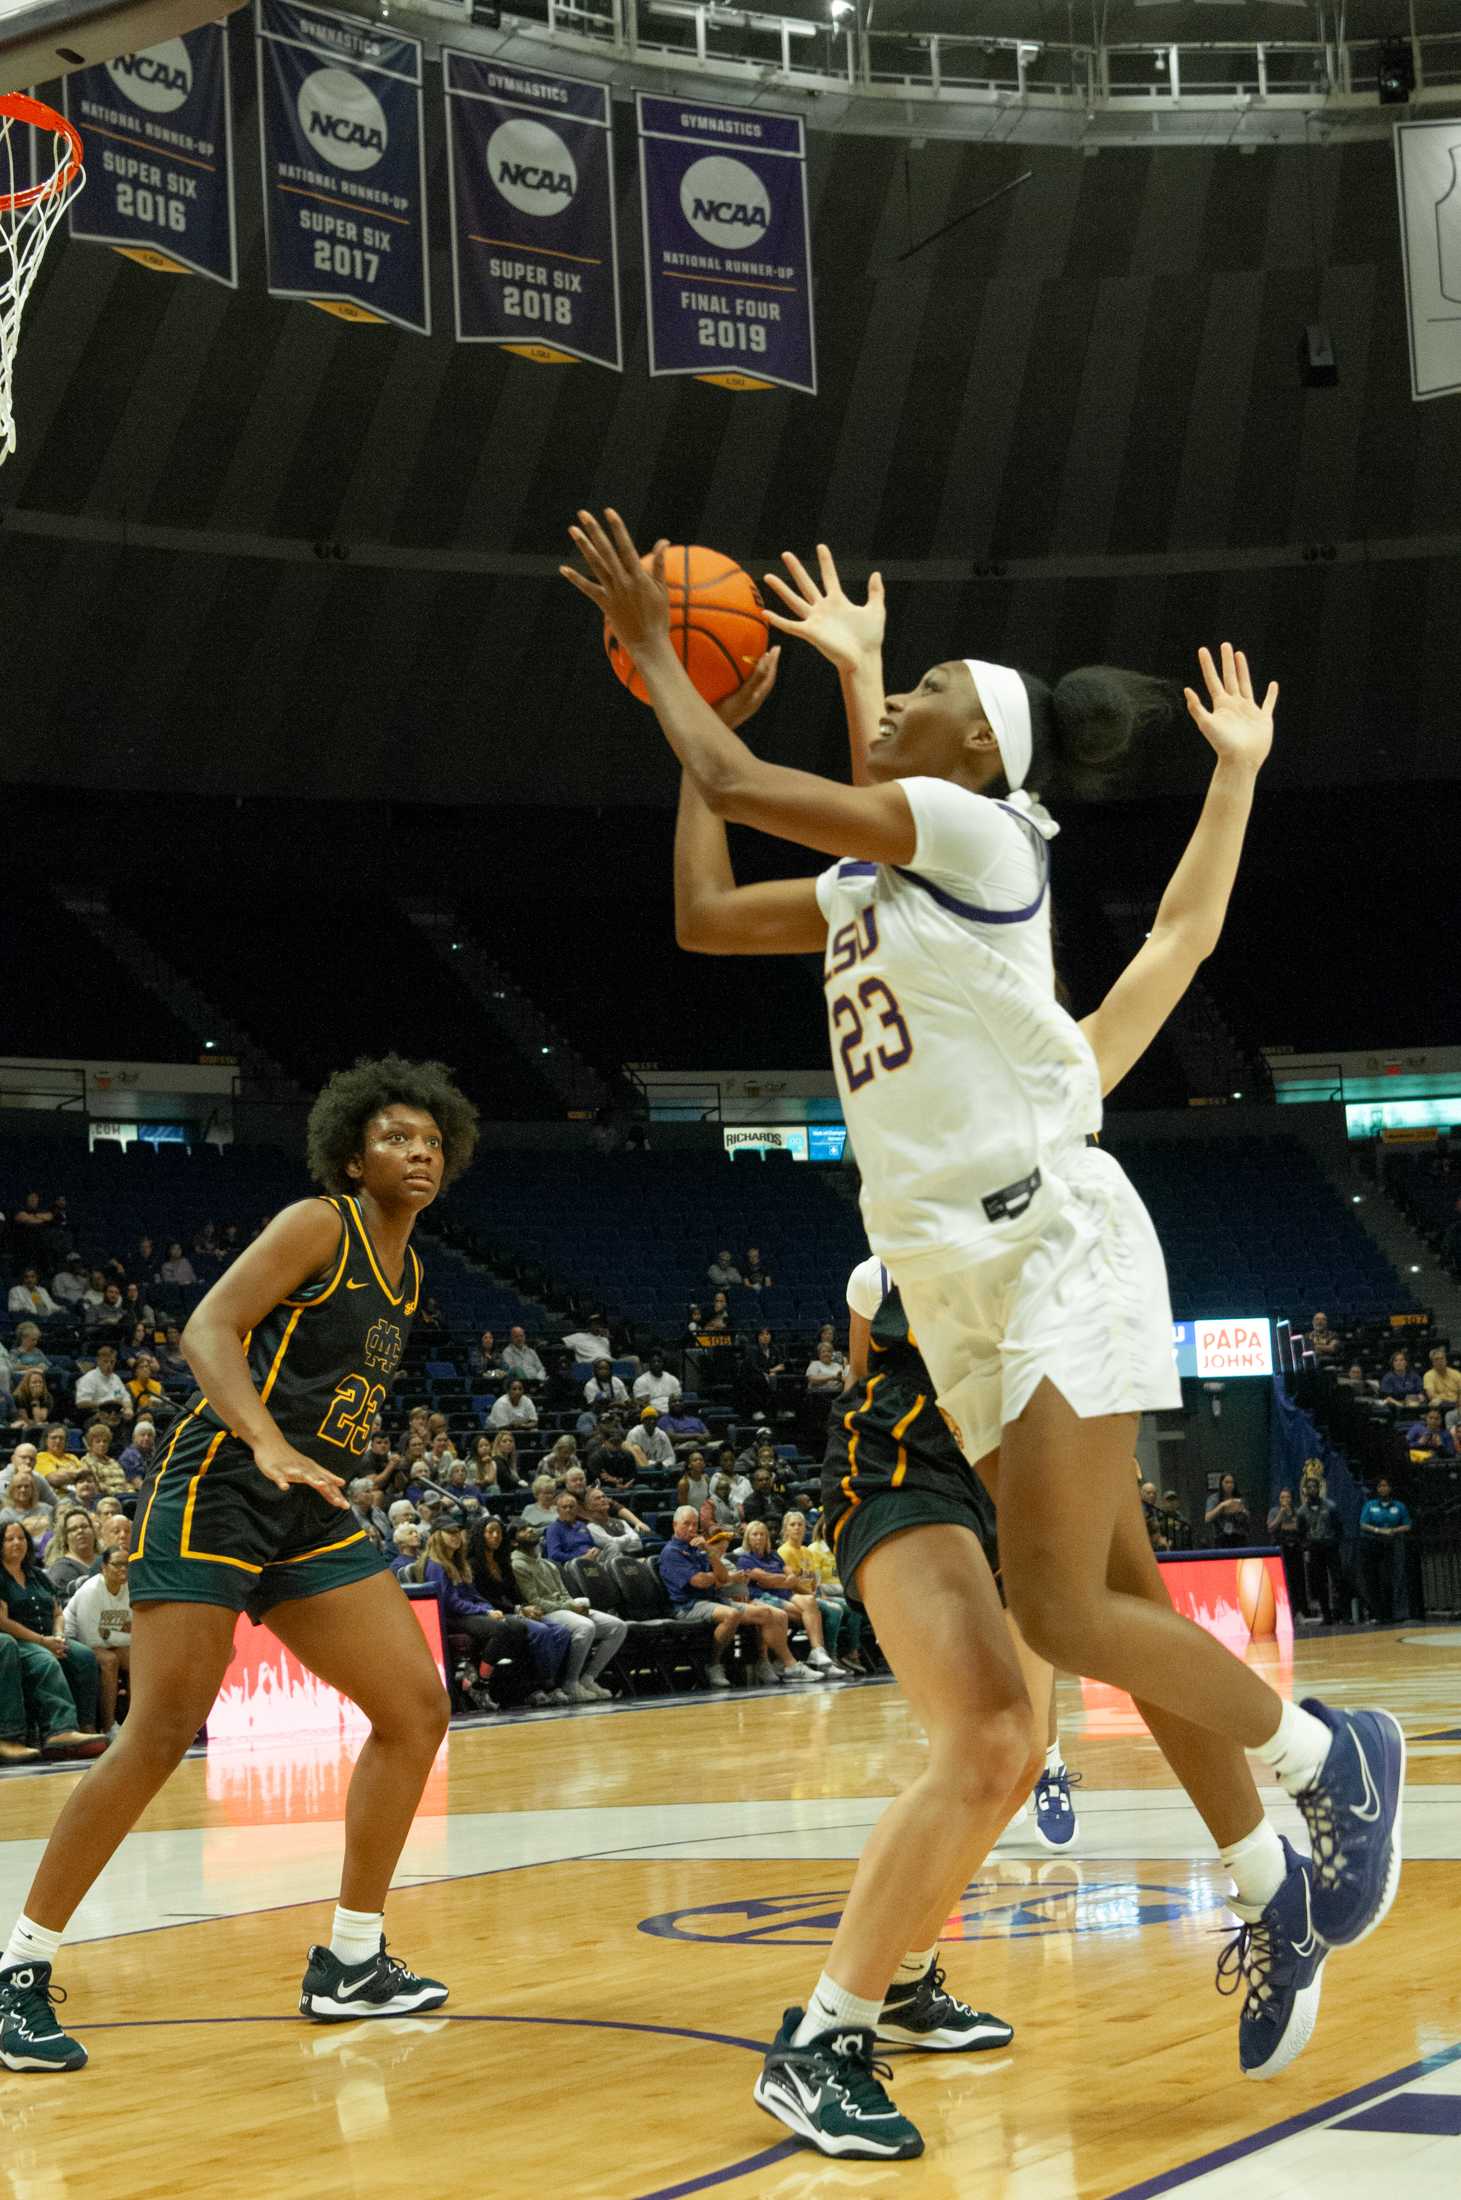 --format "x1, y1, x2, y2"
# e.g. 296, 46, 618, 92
106, 37, 193, 115
487, 117, 577, 217
638, 1878, 1227, 1946
297, 66, 389, 173
679, 155, 770, 251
